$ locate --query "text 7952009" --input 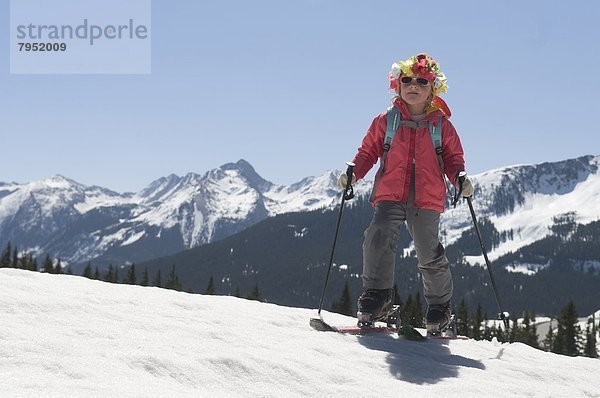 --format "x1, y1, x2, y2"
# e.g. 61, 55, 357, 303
18, 42, 67, 52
